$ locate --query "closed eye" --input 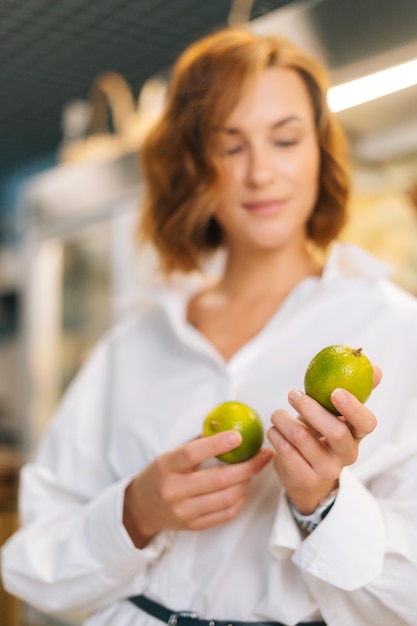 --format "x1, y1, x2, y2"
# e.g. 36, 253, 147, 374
274, 139, 299, 147
226, 145, 245, 155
